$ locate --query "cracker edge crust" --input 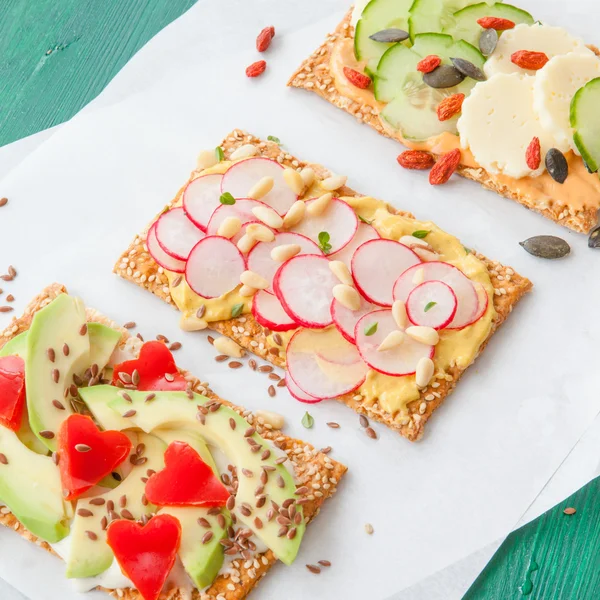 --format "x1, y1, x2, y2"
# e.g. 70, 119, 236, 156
0, 283, 347, 600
